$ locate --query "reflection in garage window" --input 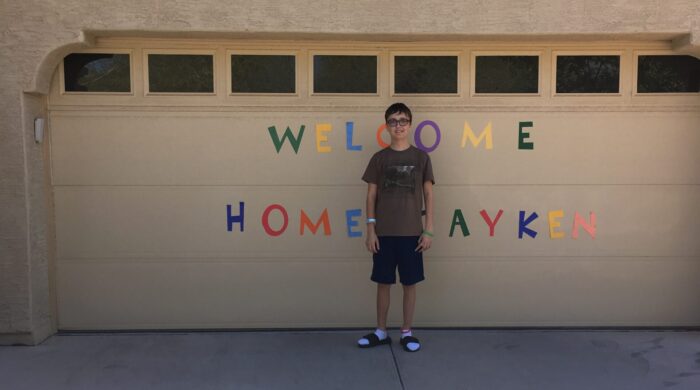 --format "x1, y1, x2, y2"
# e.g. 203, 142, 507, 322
475, 56, 539, 93
556, 55, 620, 93
394, 56, 458, 94
637, 55, 700, 93
148, 54, 214, 93
313, 55, 377, 93
63, 53, 131, 92
231, 55, 295, 93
